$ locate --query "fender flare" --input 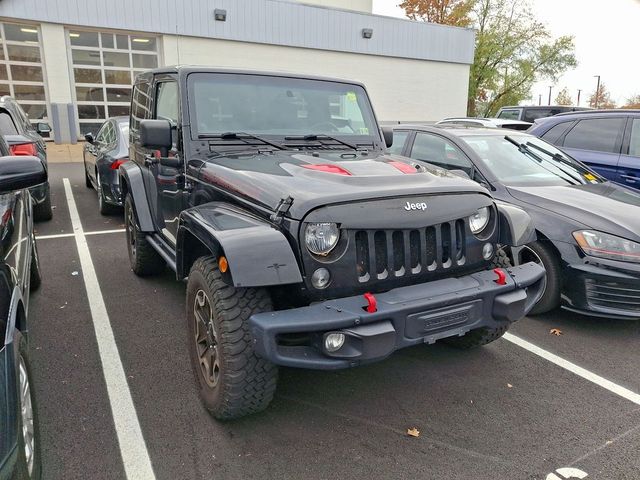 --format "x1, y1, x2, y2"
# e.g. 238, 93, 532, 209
176, 203, 303, 287
496, 201, 537, 247
118, 162, 155, 232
